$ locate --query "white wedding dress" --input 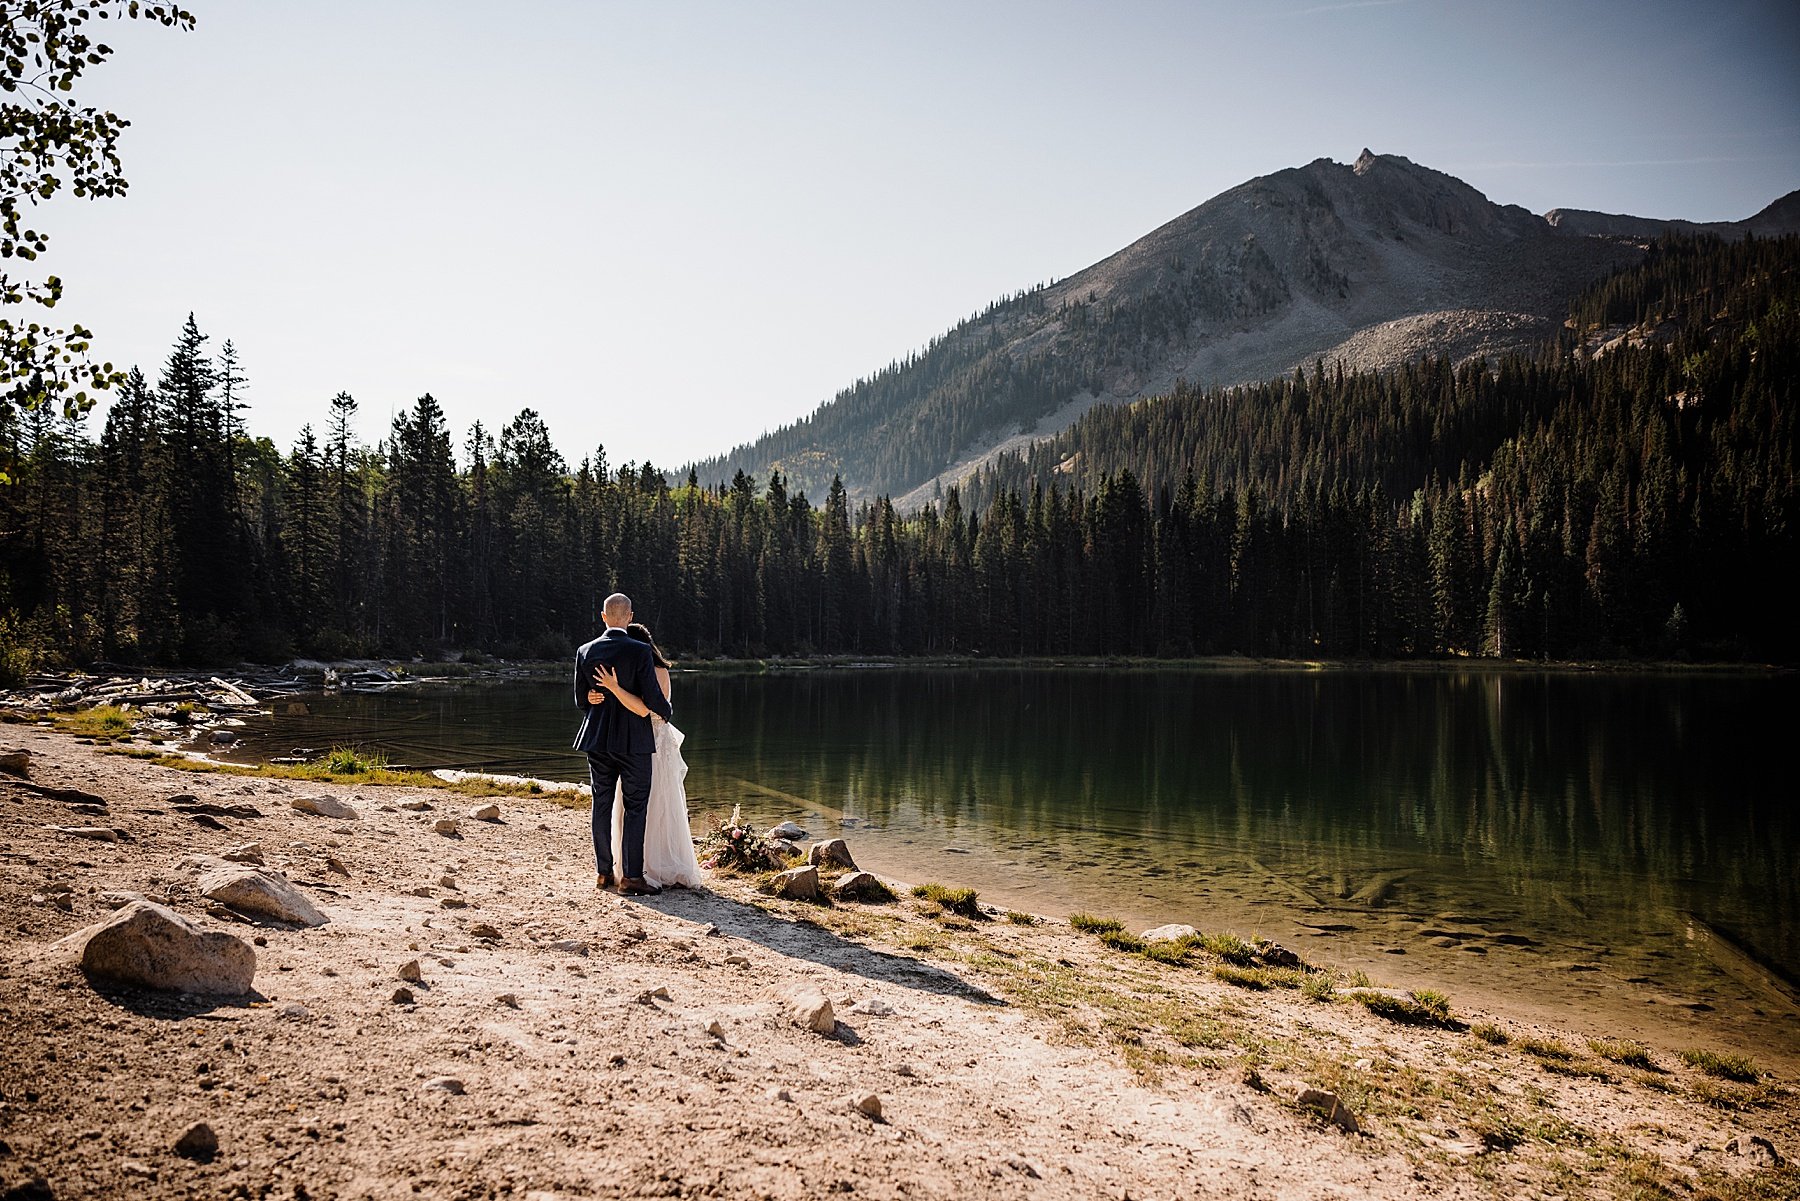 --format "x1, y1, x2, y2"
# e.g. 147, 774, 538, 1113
610, 719, 705, 888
